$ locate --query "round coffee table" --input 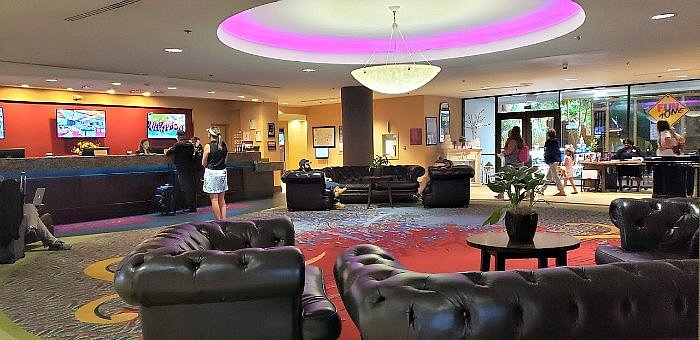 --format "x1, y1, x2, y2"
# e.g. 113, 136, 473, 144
467, 232, 580, 271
